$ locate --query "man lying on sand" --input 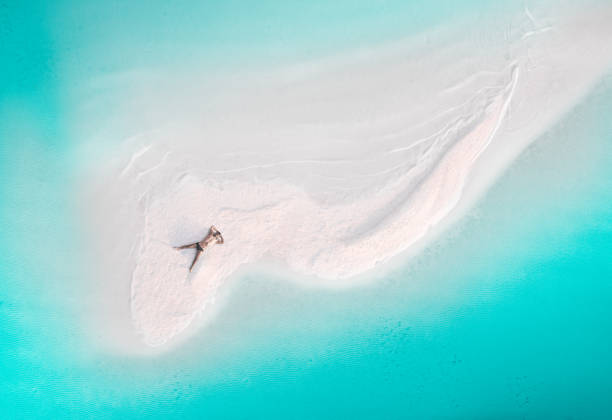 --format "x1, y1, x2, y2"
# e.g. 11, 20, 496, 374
175, 226, 224, 272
